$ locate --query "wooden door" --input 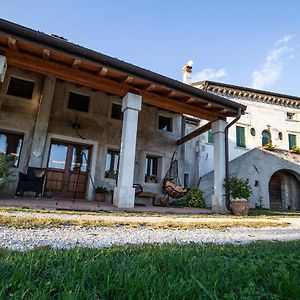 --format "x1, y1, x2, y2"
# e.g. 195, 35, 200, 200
45, 141, 91, 199
269, 173, 282, 209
